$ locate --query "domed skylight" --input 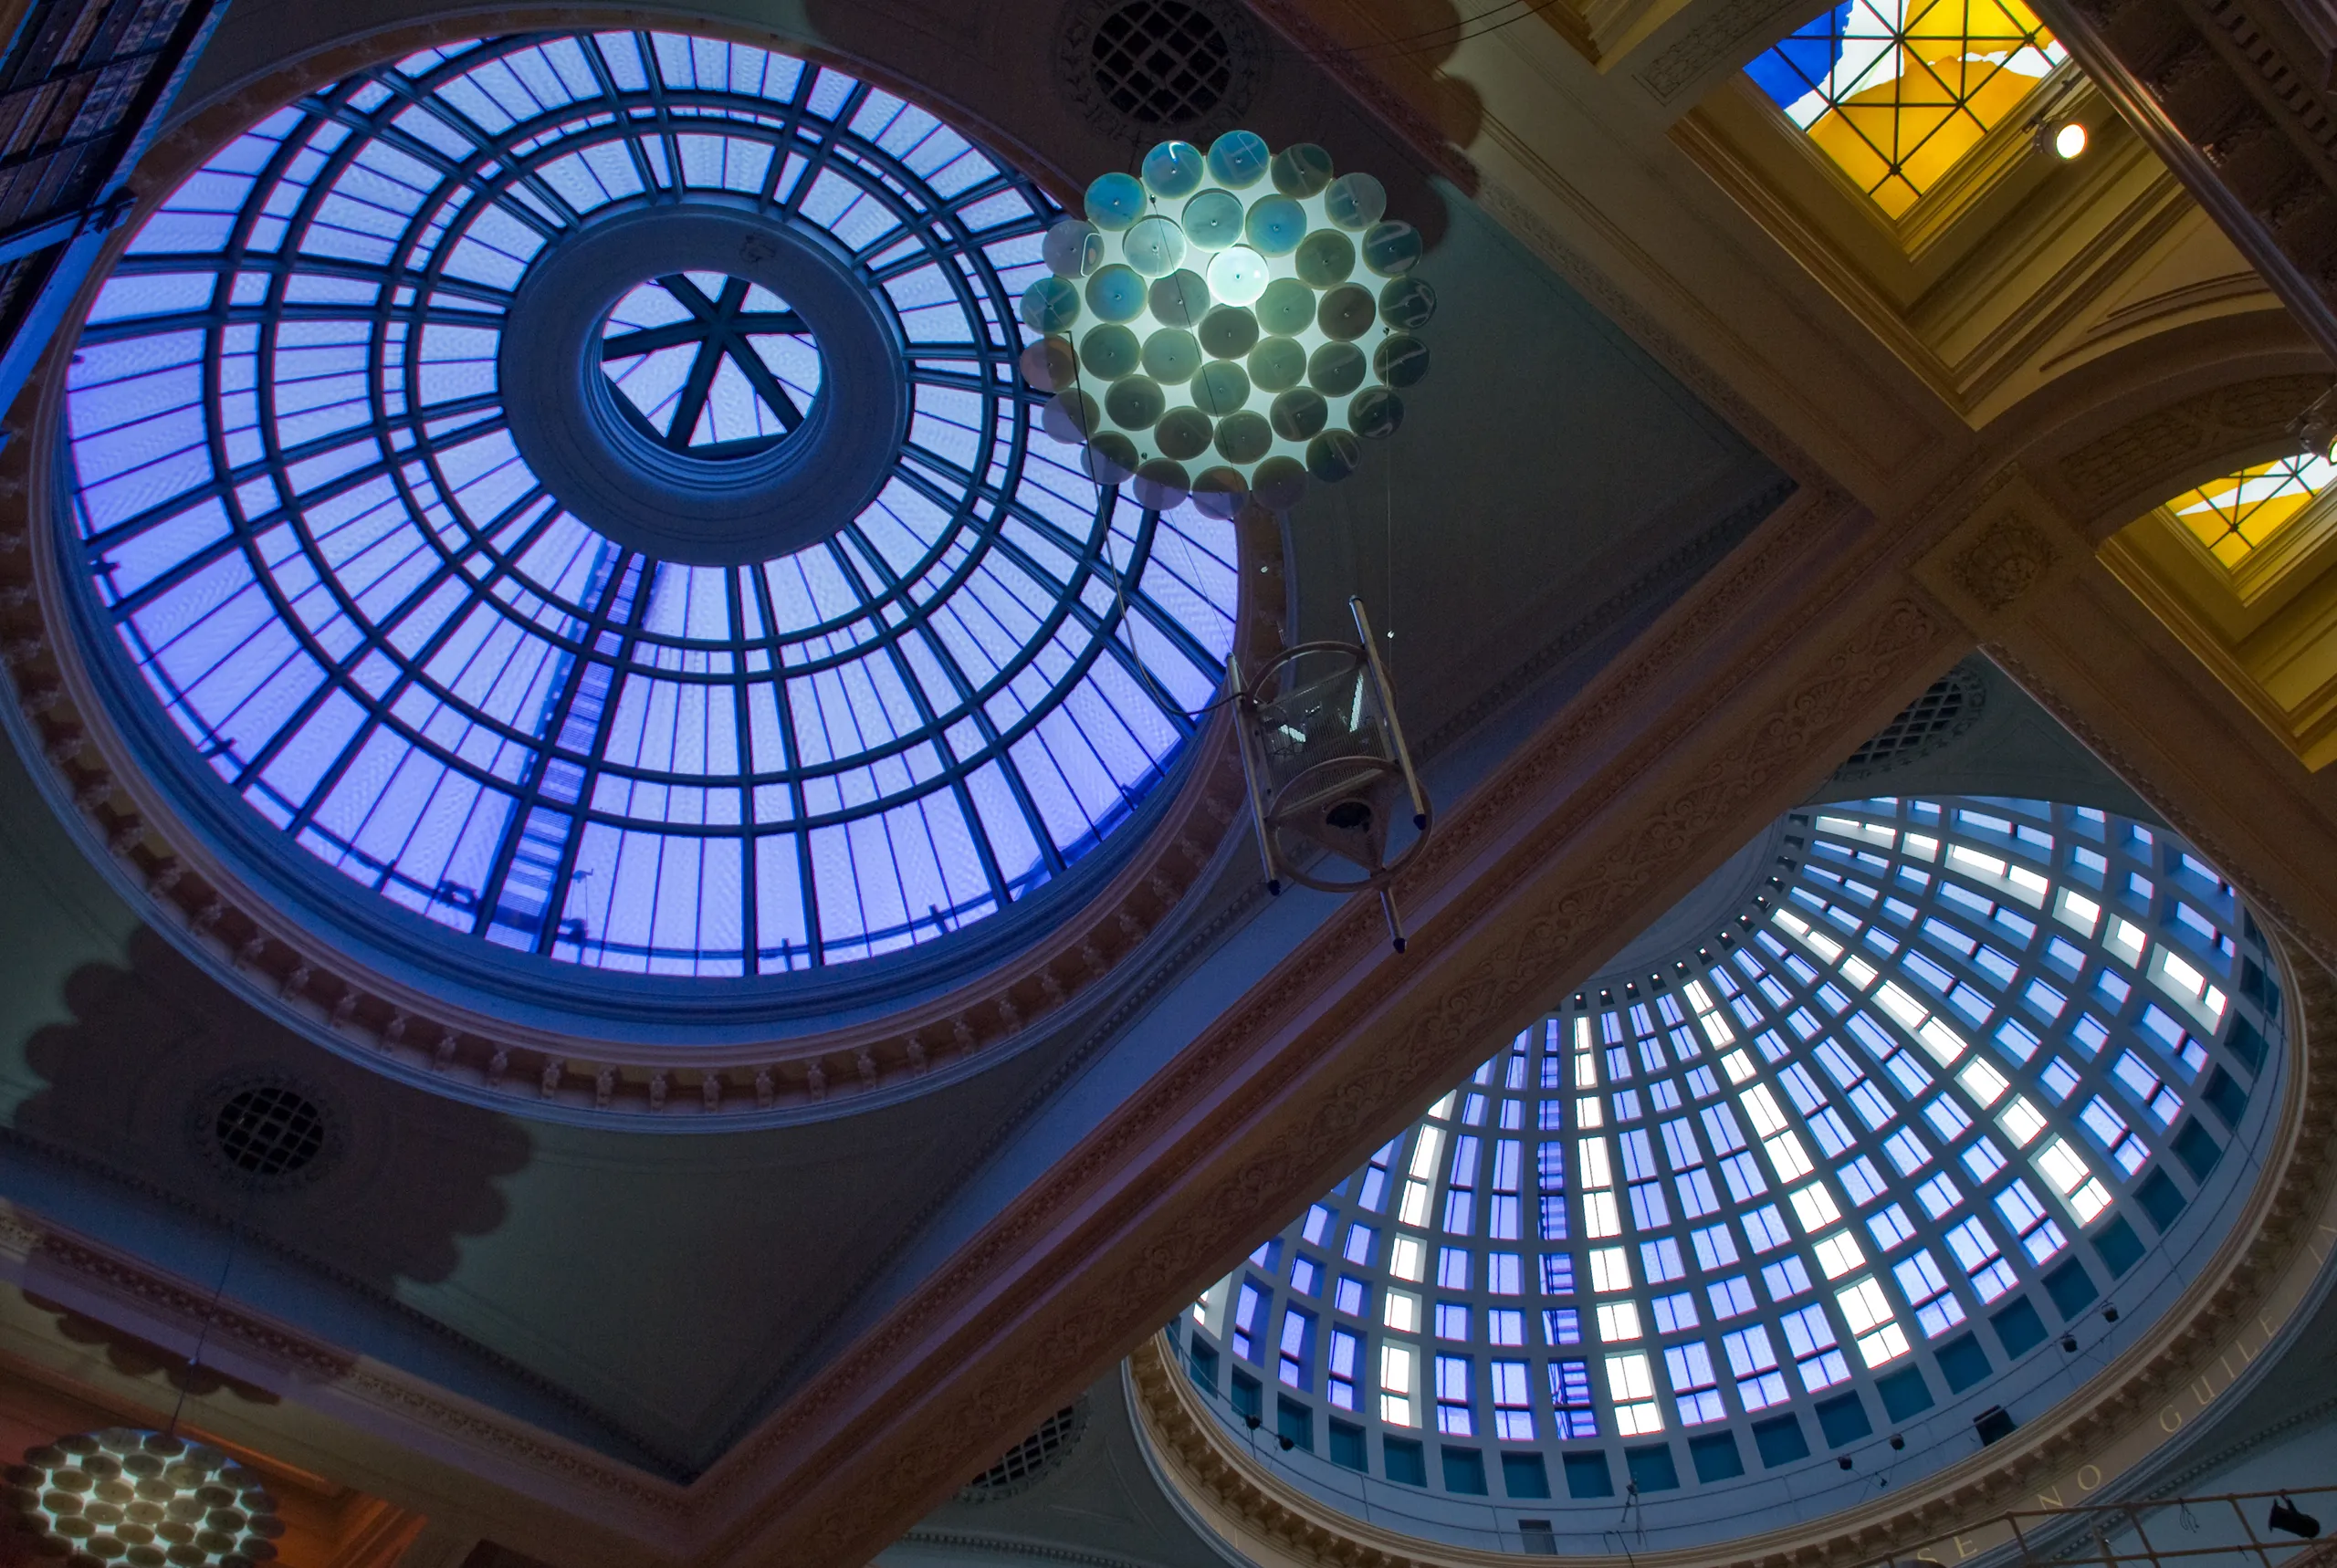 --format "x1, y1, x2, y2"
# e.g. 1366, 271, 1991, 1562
1177, 796, 2280, 1549
59, 32, 1236, 981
